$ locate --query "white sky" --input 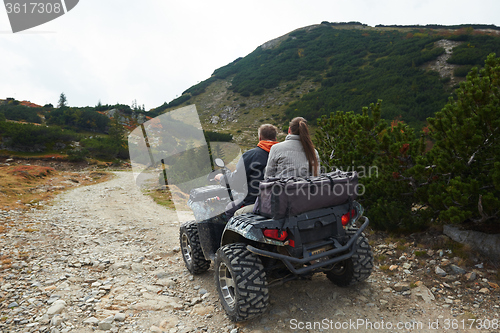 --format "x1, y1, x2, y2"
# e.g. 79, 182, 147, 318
1, 0, 499, 109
